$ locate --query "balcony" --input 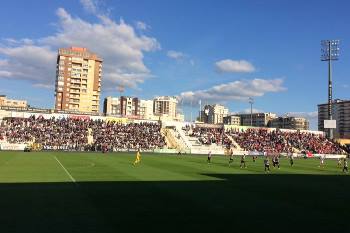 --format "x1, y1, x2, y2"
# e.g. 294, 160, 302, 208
71, 84, 81, 88
70, 89, 80, 93
70, 80, 81, 85
70, 95, 80, 99
69, 99, 80, 103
